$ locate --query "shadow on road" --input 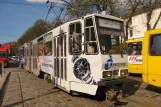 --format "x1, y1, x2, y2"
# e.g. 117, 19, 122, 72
112, 100, 128, 107
69, 79, 142, 102
70, 93, 106, 101
146, 85, 161, 93
69, 91, 129, 106
2, 89, 61, 107
122, 78, 142, 98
